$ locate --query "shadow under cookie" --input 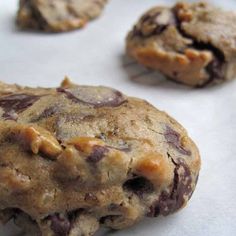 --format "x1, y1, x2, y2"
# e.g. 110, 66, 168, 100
121, 54, 193, 90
